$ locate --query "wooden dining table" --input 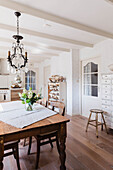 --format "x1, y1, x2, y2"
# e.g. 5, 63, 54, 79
0, 105, 70, 170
